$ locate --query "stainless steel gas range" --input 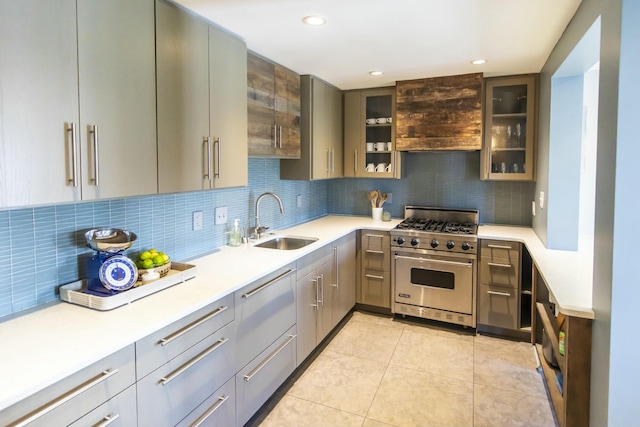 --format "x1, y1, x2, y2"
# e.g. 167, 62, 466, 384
390, 206, 478, 328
